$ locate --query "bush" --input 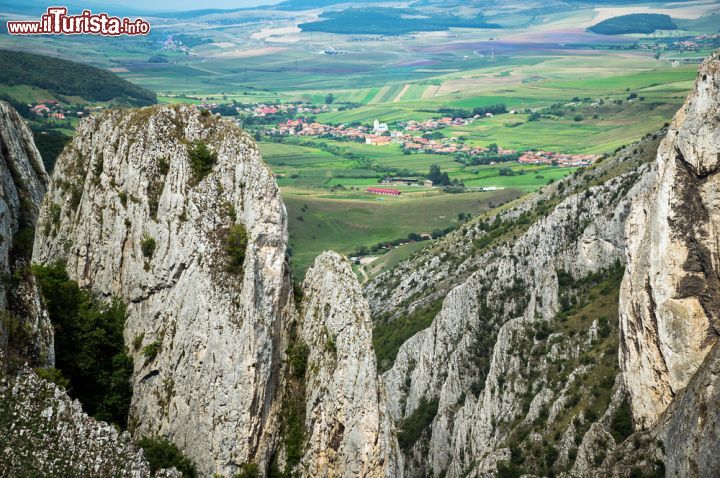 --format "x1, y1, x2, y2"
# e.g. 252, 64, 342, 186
610, 399, 634, 443
35, 367, 70, 389
235, 463, 260, 478
397, 397, 439, 451
32, 262, 133, 428
143, 340, 162, 361
288, 341, 310, 379
187, 140, 217, 183
141, 236, 157, 258
225, 224, 248, 274
138, 436, 197, 478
